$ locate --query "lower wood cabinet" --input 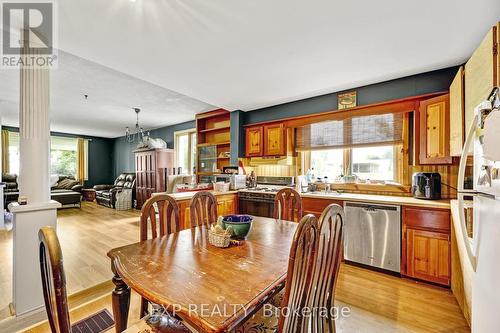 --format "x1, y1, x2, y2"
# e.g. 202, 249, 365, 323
177, 194, 238, 230
302, 197, 344, 218
405, 228, 450, 286
217, 194, 238, 216
402, 206, 451, 286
